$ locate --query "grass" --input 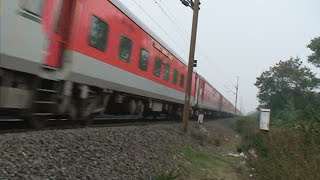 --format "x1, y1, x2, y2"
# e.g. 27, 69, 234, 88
153, 121, 251, 180
152, 169, 180, 180
175, 148, 242, 180
190, 127, 208, 146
